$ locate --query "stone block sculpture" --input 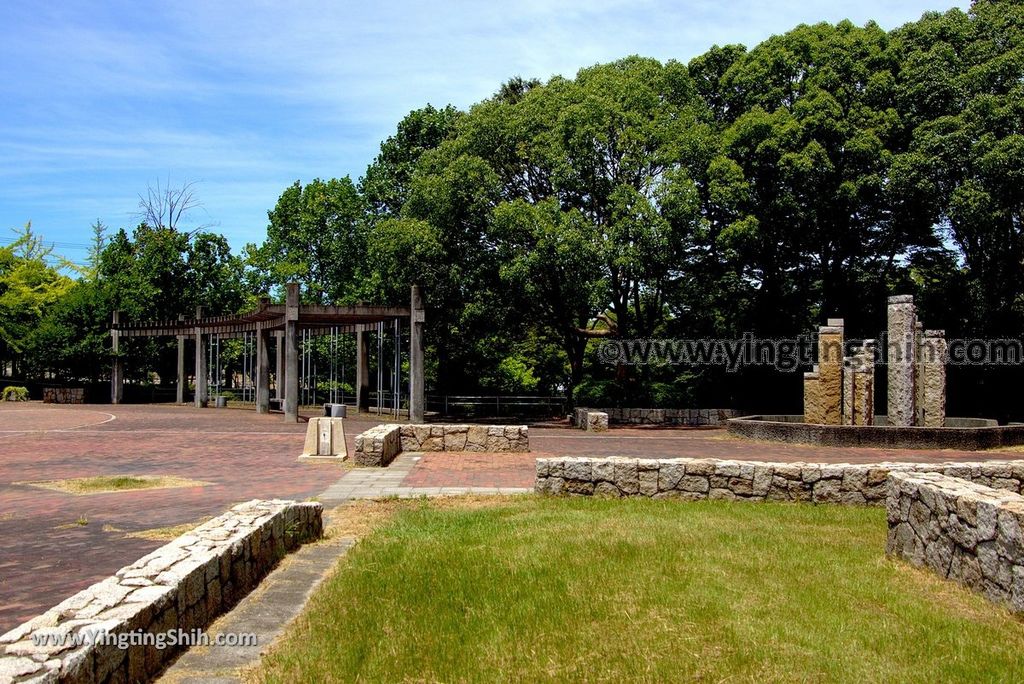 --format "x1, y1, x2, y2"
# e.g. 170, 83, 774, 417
803, 295, 945, 427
